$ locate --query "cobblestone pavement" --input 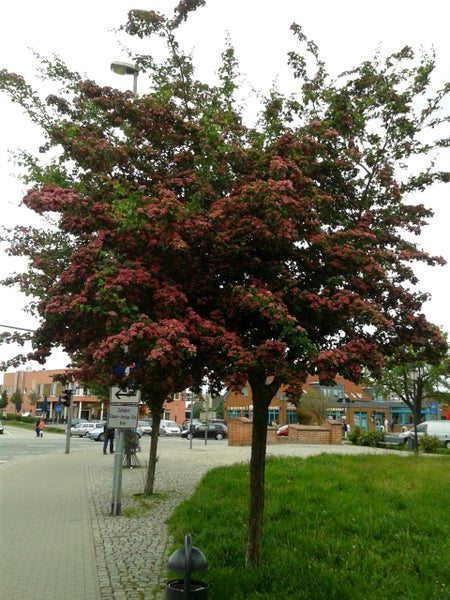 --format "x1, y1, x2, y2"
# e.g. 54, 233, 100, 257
87, 437, 395, 600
